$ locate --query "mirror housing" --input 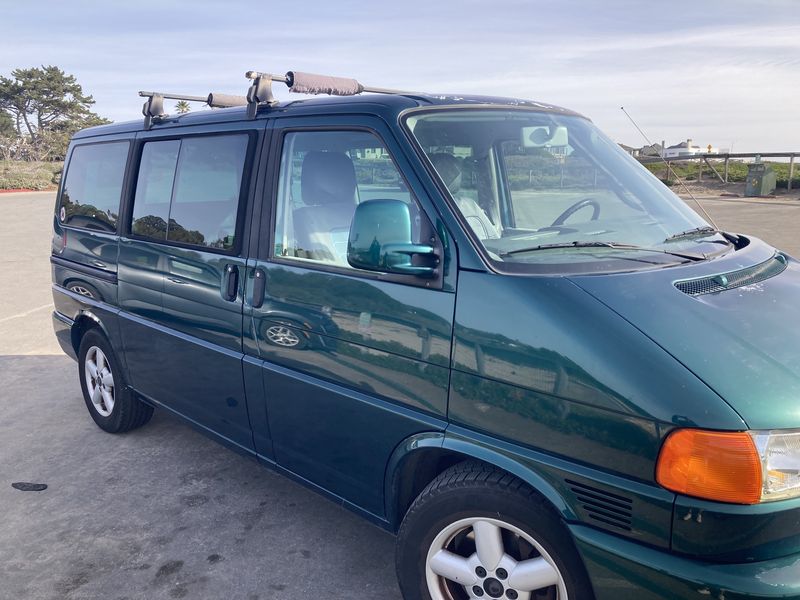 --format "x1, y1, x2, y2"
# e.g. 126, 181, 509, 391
521, 125, 569, 148
347, 200, 436, 277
